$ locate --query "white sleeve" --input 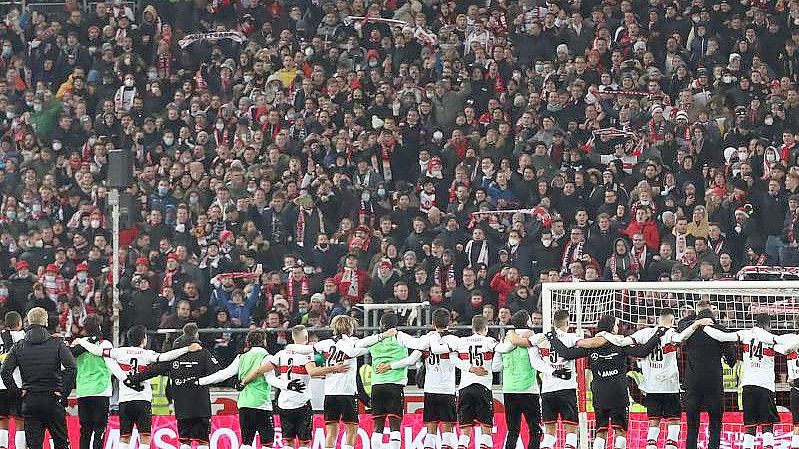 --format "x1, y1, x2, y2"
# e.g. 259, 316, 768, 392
389, 350, 423, 369
263, 369, 290, 390
703, 327, 741, 342
98, 342, 128, 381
672, 322, 701, 342
77, 339, 105, 357
597, 331, 636, 347
494, 339, 515, 354
529, 347, 555, 375
491, 351, 503, 372
775, 334, 799, 354
199, 356, 240, 386
395, 332, 432, 350
155, 346, 190, 363
354, 334, 382, 348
